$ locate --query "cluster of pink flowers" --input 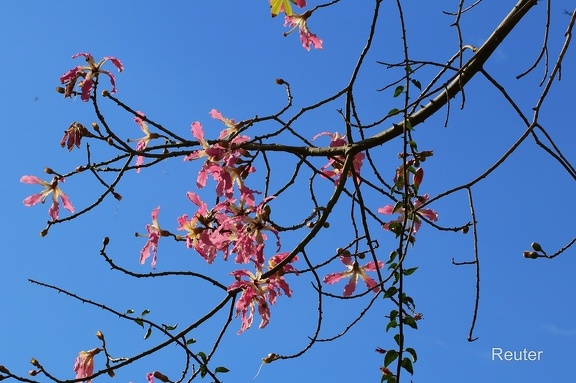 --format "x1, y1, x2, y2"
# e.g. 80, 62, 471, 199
59, 53, 123, 101
136, 109, 297, 333
313, 131, 365, 183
